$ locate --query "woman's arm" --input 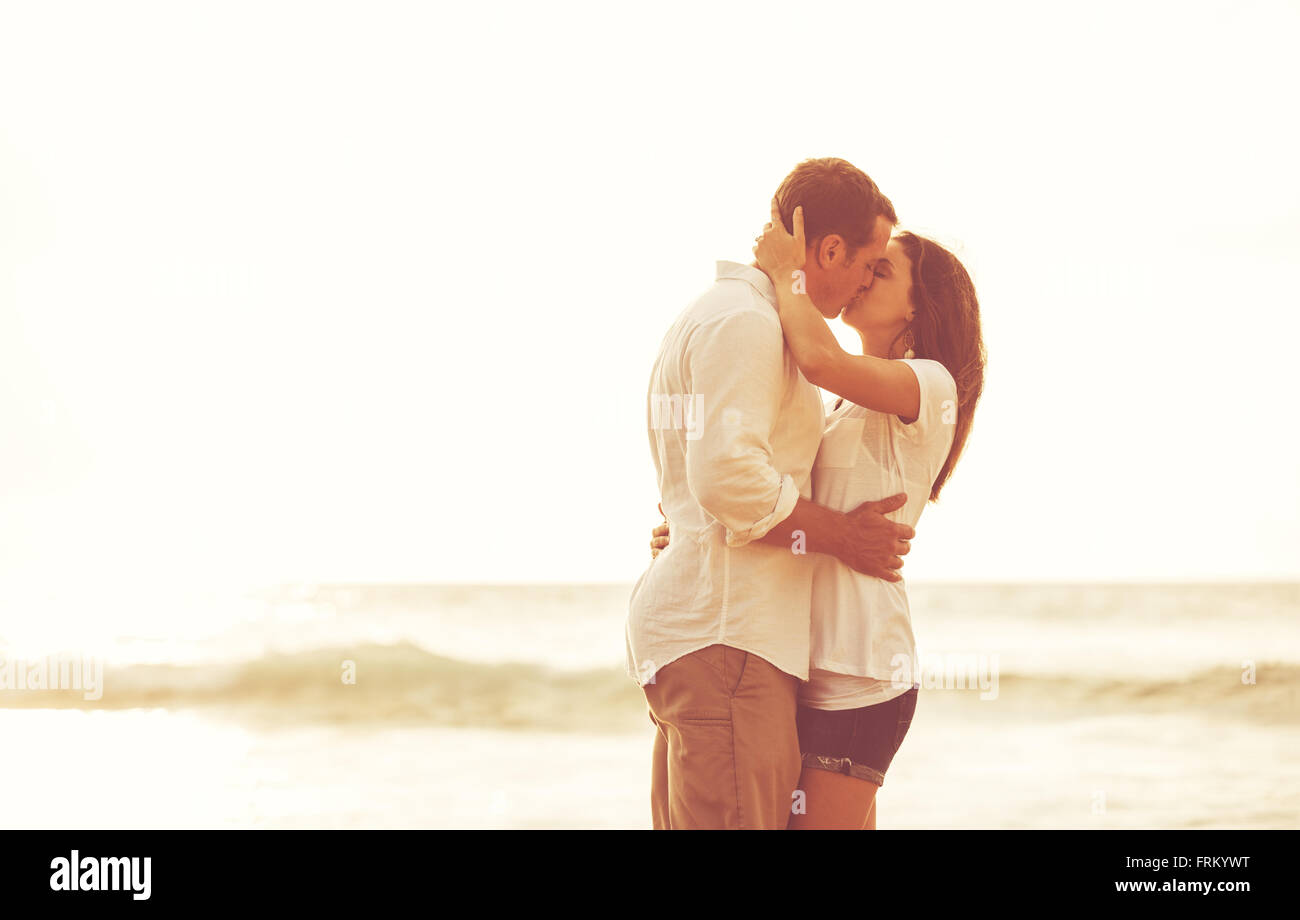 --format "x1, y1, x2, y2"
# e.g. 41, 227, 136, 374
754, 200, 920, 421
